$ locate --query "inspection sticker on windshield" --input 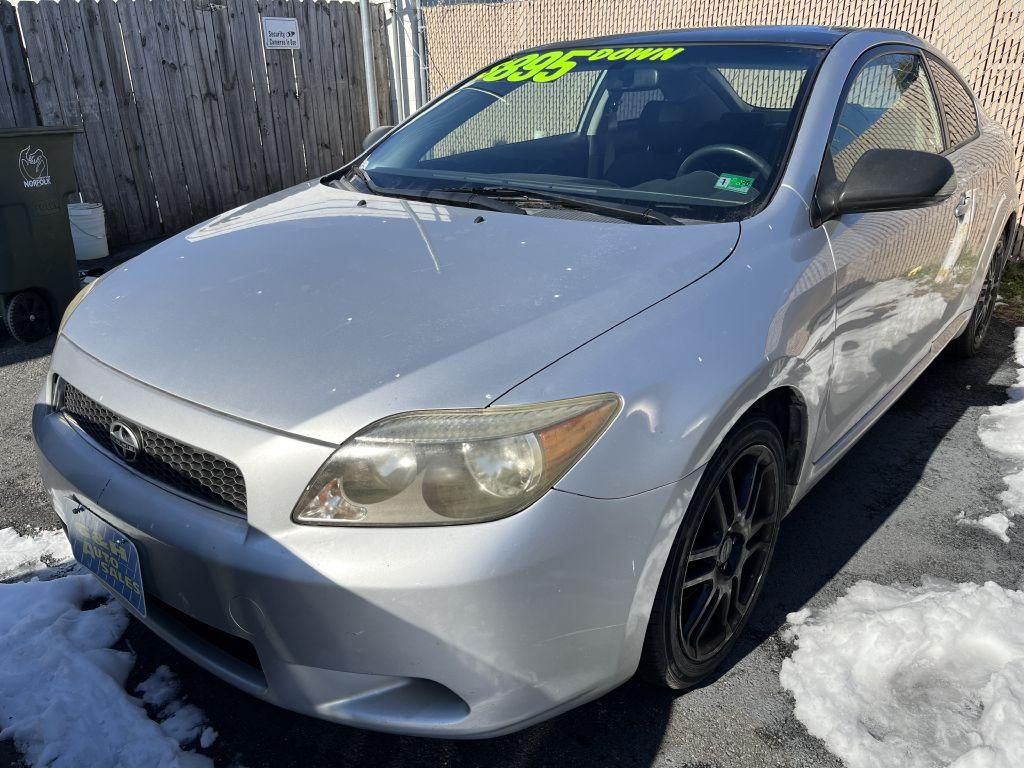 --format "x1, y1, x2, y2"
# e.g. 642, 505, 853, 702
478, 47, 685, 83
714, 173, 755, 195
